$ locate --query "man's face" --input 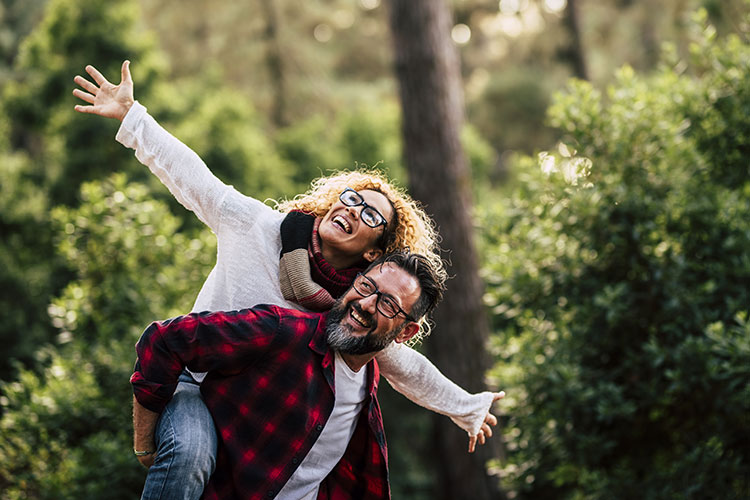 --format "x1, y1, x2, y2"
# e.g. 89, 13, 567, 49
318, 188, 394, 263
326, 262, 420, 355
